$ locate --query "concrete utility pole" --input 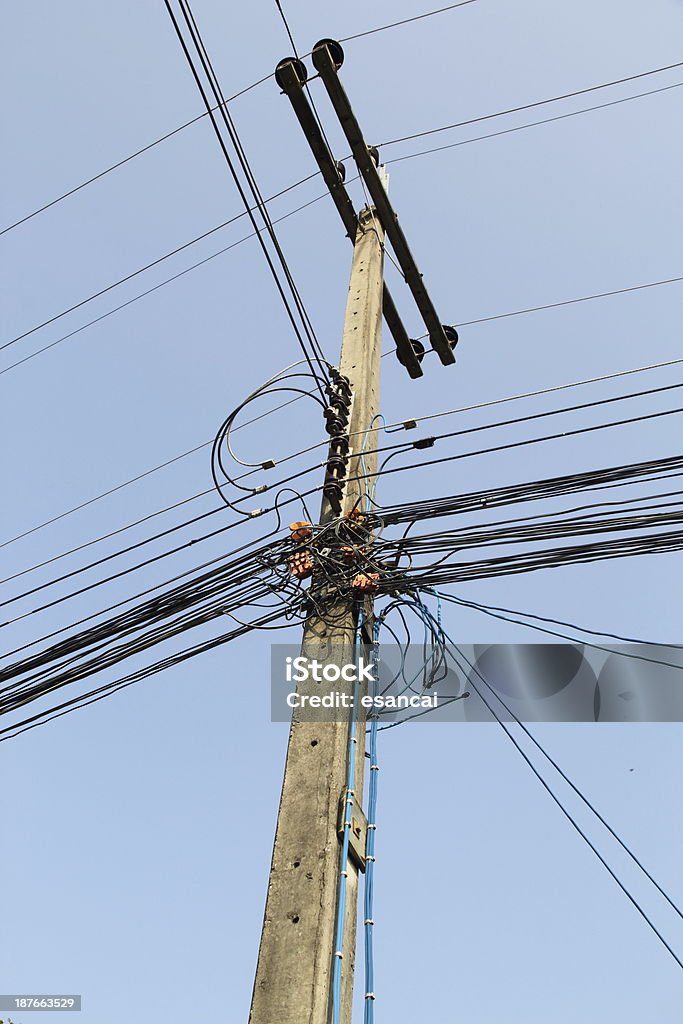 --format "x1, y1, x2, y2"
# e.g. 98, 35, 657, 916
249, 38, 457, 1024
248, 205, 385, 1024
